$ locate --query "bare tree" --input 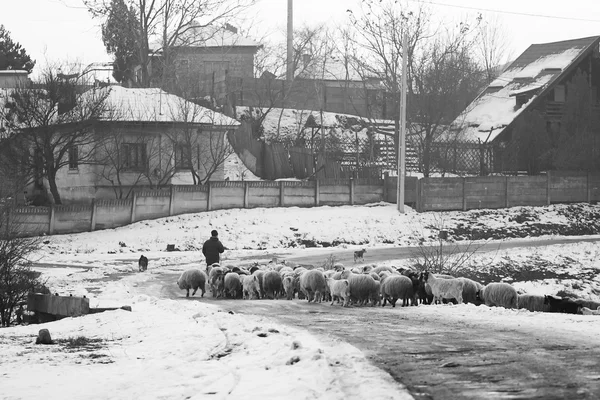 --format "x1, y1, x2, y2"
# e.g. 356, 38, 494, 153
346, 0, 487, 176
85, 0, 256, 88
474, 14, 513, 85
0, 65, 110, 205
